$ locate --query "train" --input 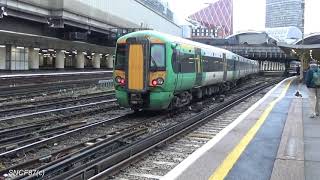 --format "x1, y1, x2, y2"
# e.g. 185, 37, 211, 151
113, 30, 259, 110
